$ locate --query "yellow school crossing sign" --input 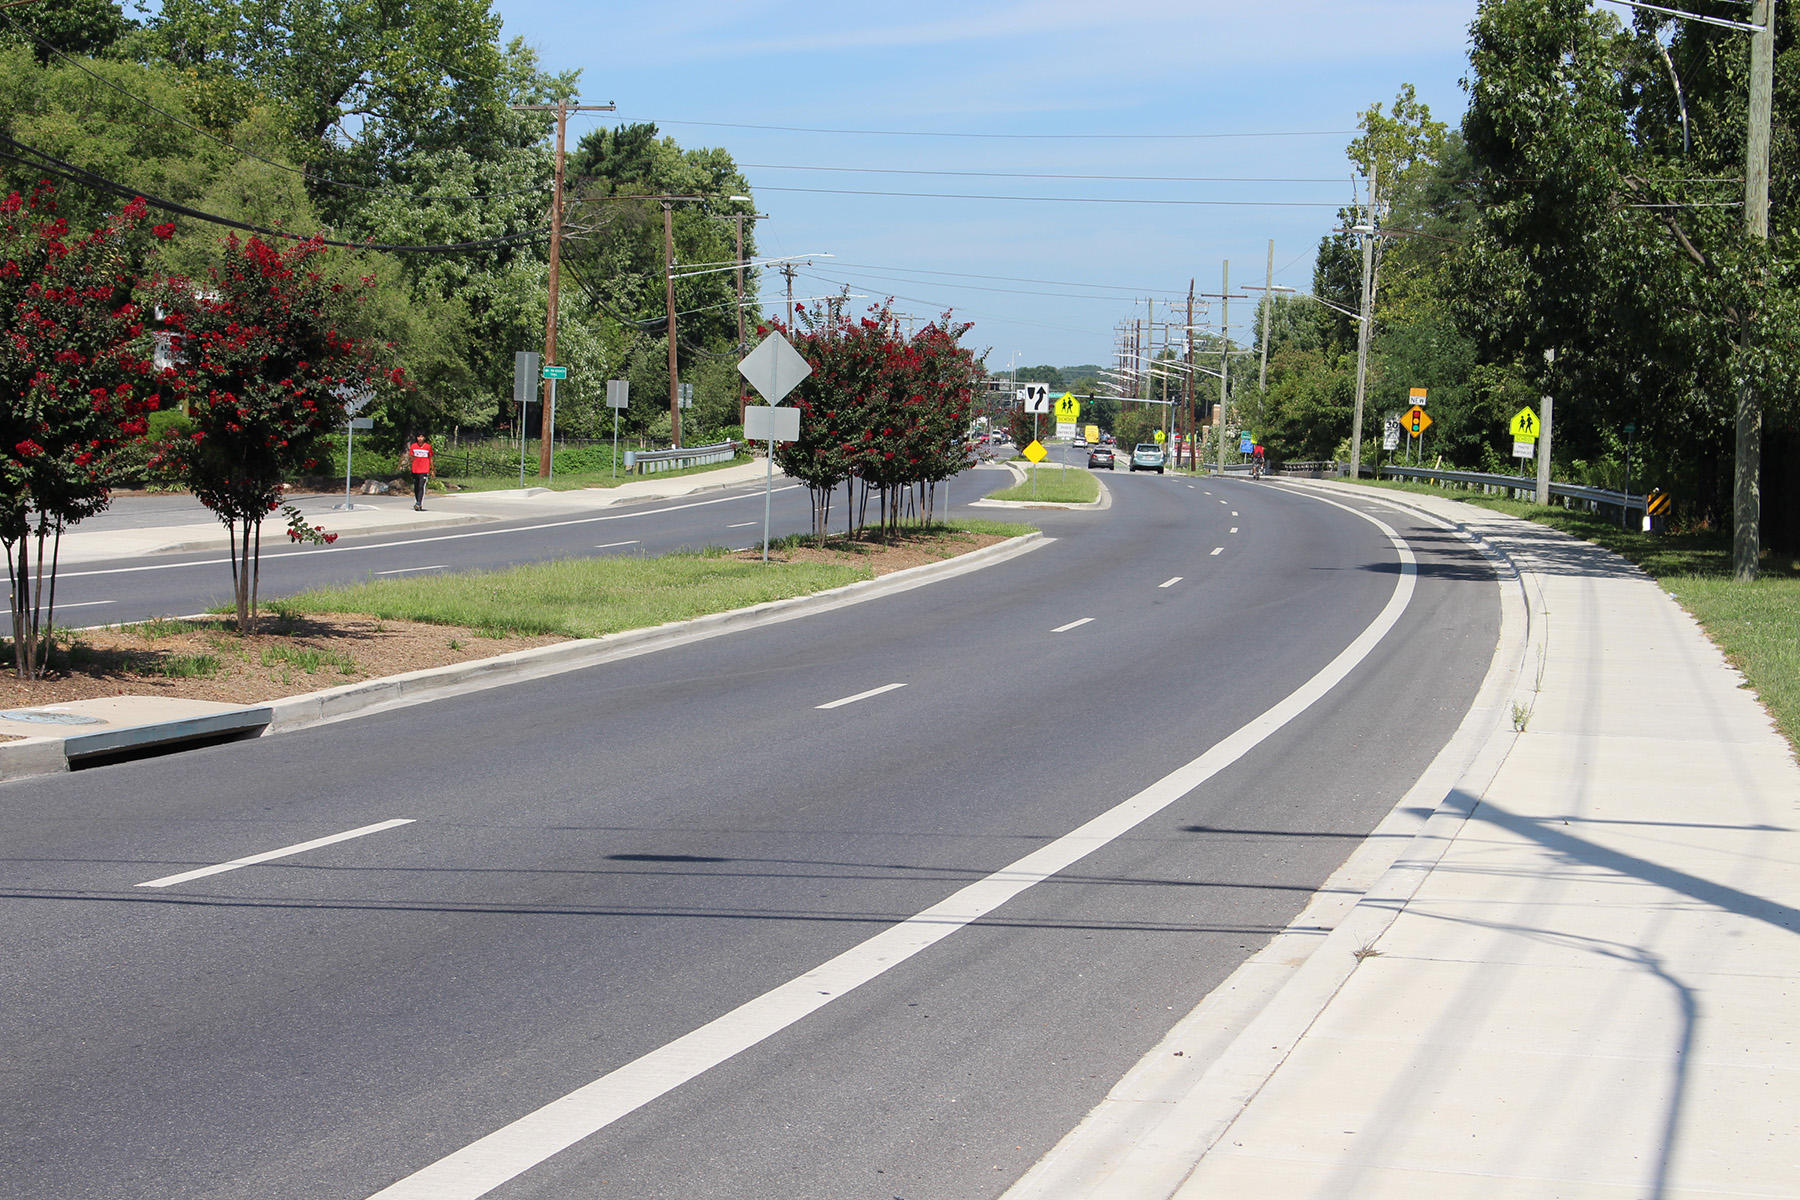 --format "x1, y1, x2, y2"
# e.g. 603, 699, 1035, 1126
1510, 406, 1540, 441
1055, 393, 1080, 423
